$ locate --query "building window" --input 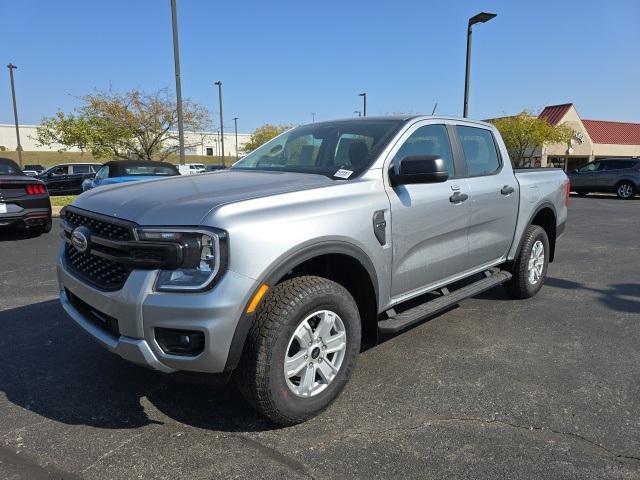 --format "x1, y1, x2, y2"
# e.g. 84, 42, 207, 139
206, 147, 214, 156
